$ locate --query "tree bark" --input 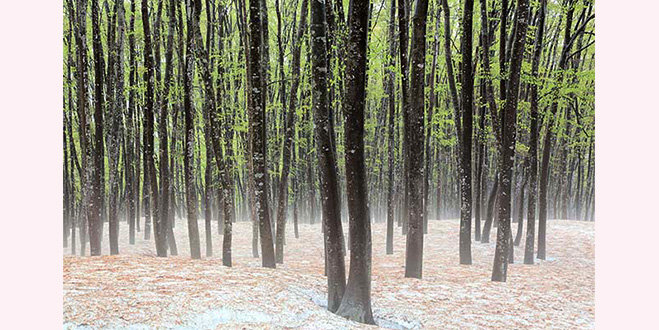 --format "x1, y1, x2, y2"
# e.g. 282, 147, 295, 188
183, 0, 202, 260
275, 0, 309, 264
335, 0, 374, 324
491, 0, 530, 282
89, 0, 105, 256
458, 0, 474, 265
385, 0, 397, 255
311, 0, 346, 311
524, 0, 547, 265
405, 0, 429, 278
248, 0, 276, 268
142, 0, 168, 257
